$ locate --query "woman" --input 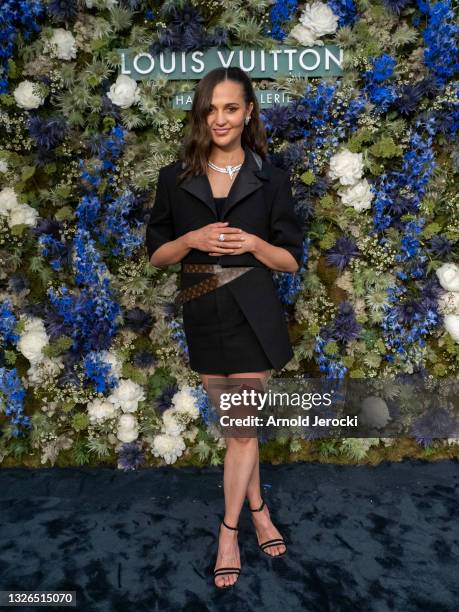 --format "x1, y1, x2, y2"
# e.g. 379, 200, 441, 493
145, 67, 303, 588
